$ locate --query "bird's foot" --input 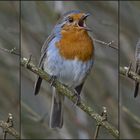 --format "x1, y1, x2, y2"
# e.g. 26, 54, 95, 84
72, 91, 81, 106
49, 76, 57, 86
